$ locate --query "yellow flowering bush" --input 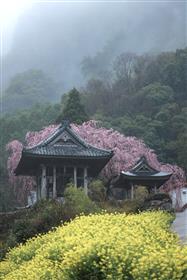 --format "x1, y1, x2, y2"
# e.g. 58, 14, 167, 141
0, 211, 186, 280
